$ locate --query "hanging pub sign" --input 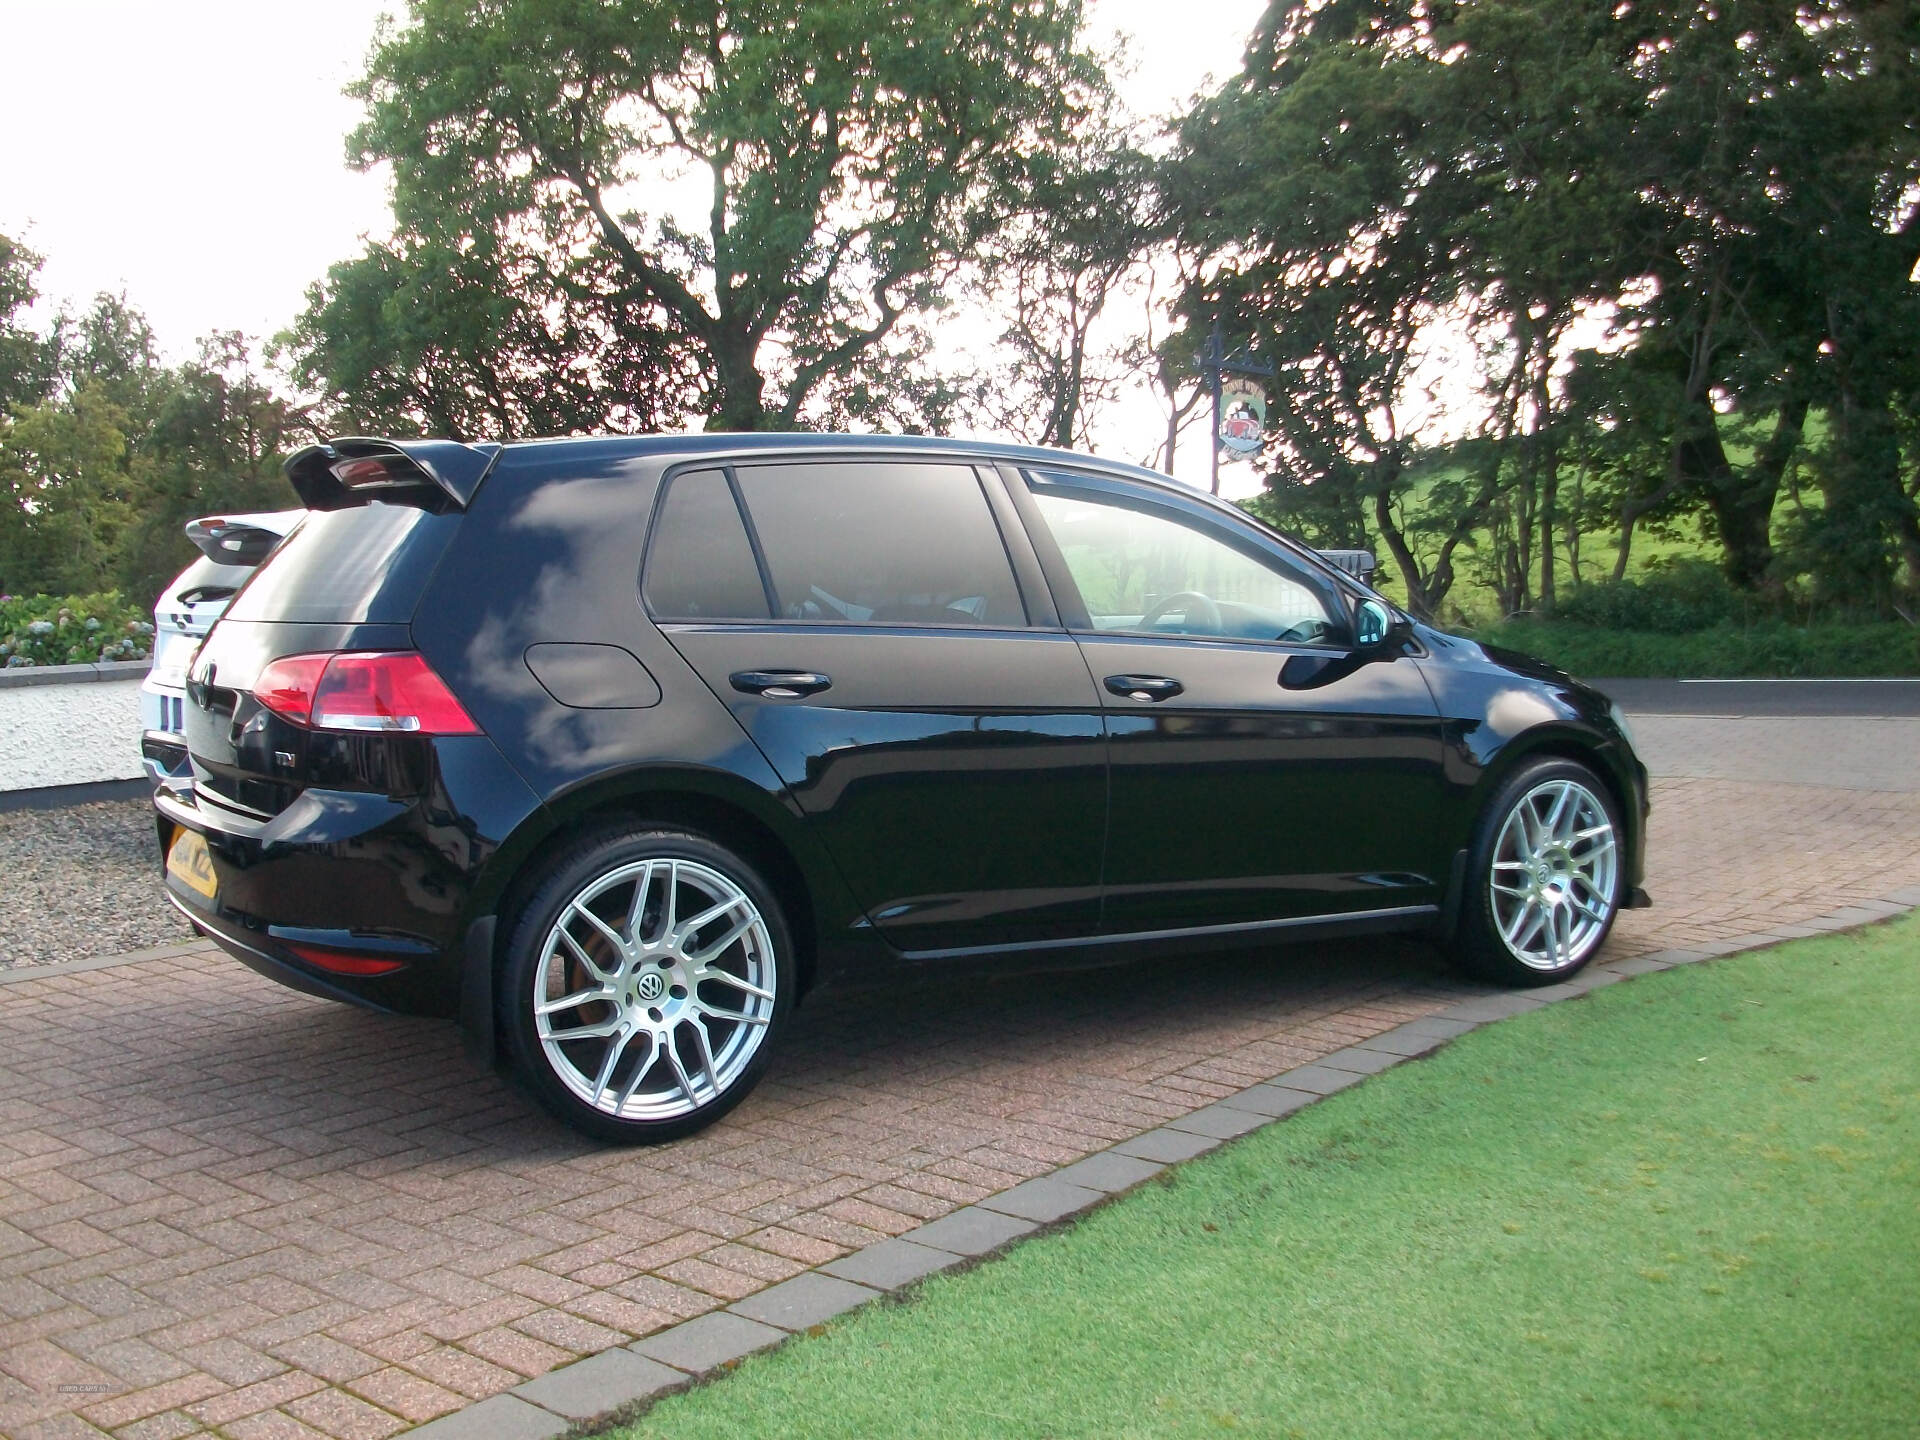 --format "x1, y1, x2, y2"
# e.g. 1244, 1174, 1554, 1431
1217, 376, 1267, 457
